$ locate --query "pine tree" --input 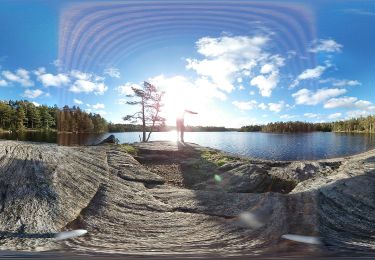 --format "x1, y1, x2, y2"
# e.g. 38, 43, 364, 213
15, 106, 26, 131
123, 81, 165, 142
